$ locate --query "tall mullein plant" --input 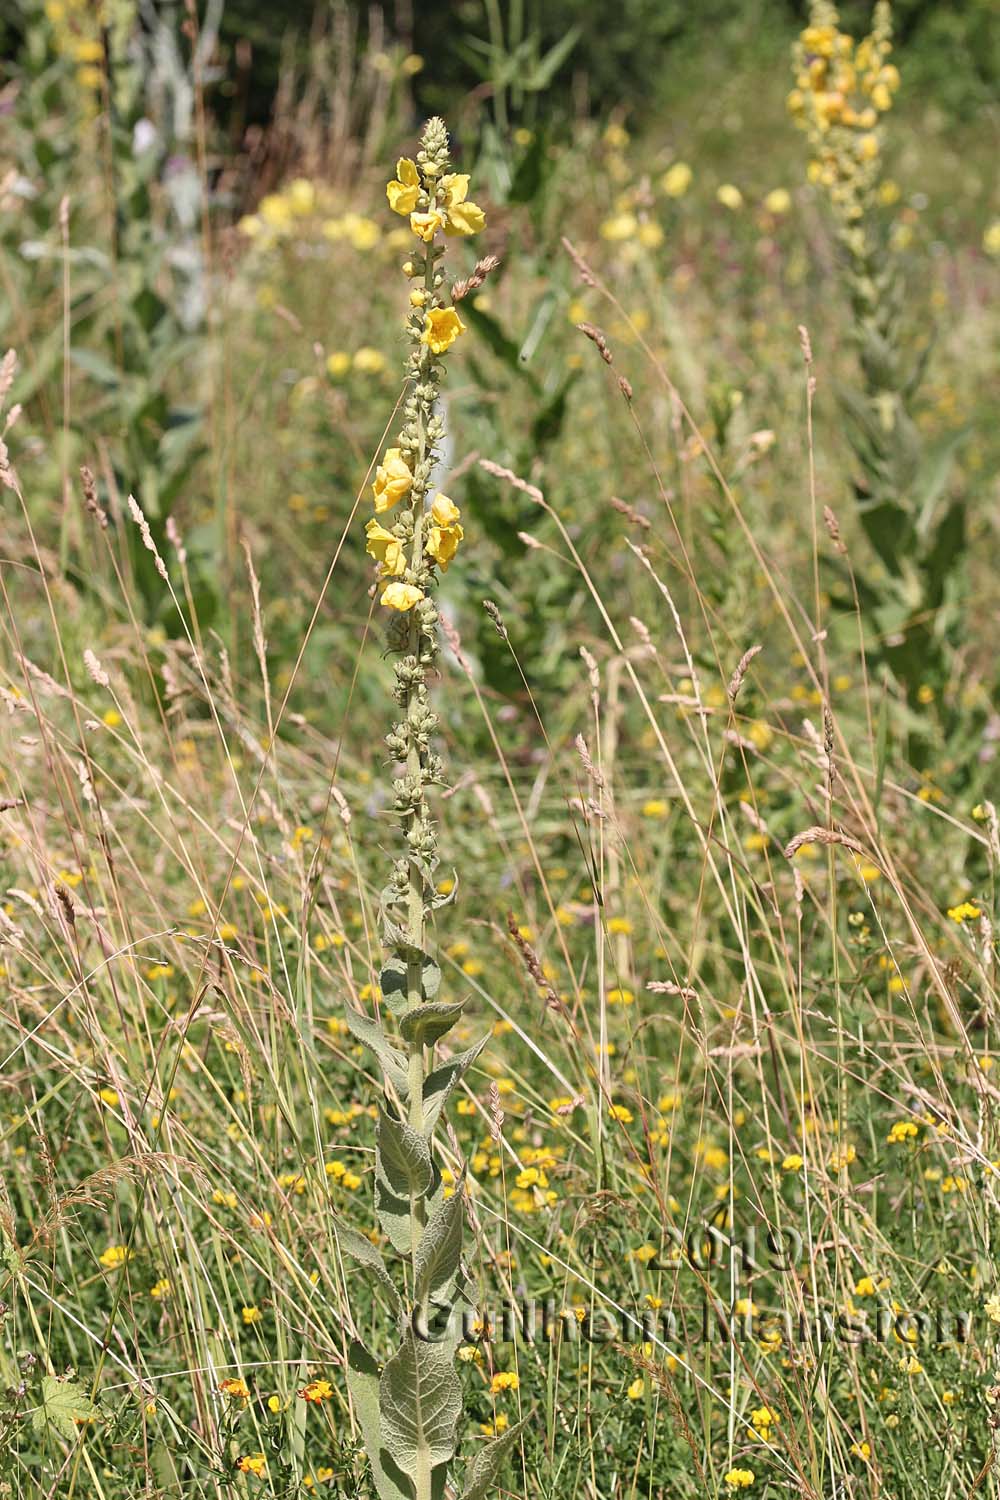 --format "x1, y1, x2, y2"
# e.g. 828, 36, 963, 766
339, 118, 524, 1500
790, 2, 967, 754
